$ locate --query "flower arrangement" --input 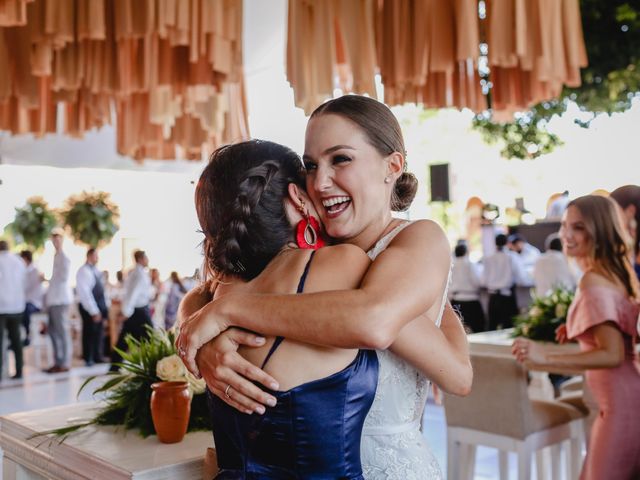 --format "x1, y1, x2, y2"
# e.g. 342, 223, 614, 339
512, 287, 575, 342
60, 191, 120, 248
8, 197, 58, 250
41, 328, 210, 440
